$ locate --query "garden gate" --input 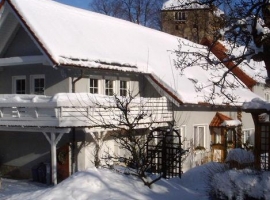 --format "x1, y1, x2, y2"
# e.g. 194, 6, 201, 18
146, 127, 182, 179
